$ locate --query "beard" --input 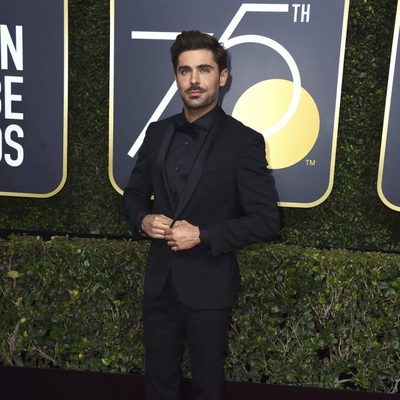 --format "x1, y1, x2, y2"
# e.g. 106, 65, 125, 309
179, 85, 218, 110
